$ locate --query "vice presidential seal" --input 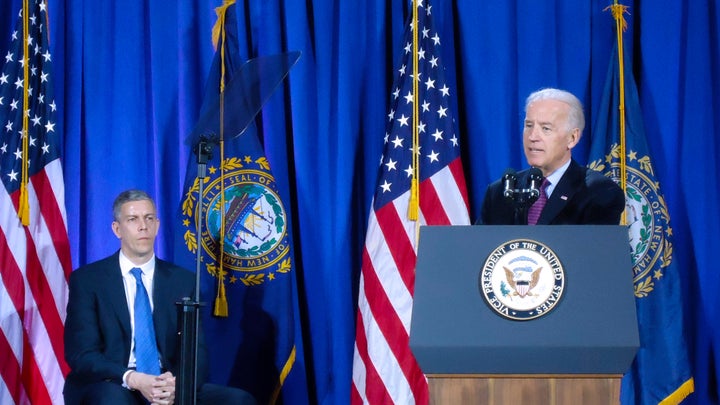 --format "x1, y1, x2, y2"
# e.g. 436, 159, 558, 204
479, 239, 565, 321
